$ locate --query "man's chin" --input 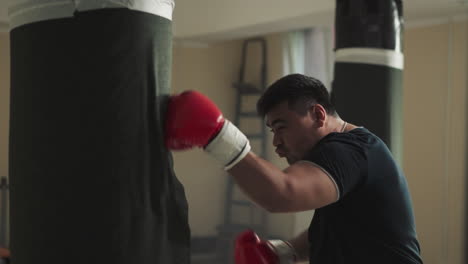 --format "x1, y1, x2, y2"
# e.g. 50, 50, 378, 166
286, 157, 295, 165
